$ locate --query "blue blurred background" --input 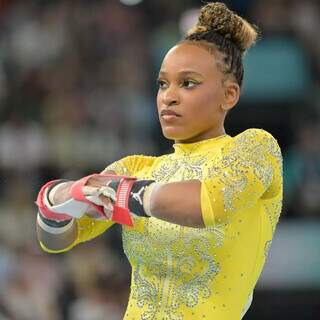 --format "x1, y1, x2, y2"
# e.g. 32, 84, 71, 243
0, 0, 319, 319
